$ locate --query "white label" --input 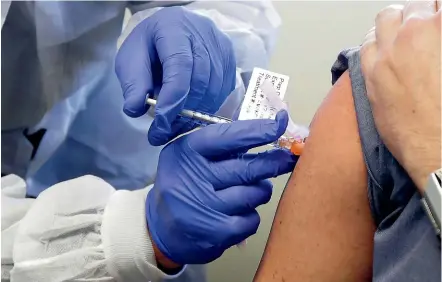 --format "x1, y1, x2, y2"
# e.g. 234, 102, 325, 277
238, 68, 290, 121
